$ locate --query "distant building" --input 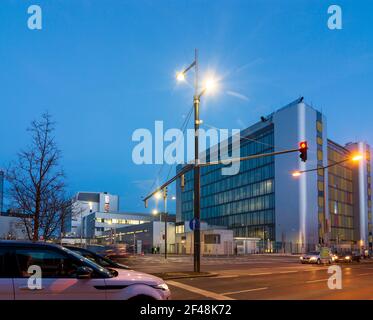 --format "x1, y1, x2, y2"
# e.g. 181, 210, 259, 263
82, 211, 156, 238
65, 191, 119, 237
99, 219, 176, 254
175, 221, 234, 255
0, 212, 28, 239
177, 98, 373, 253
